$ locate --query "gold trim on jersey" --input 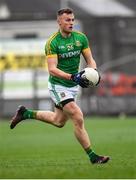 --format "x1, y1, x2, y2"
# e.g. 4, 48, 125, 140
72, 30, 85, 36
82, 47, 90, 53
46, 54, 57, 58
46, 32, 59, 55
